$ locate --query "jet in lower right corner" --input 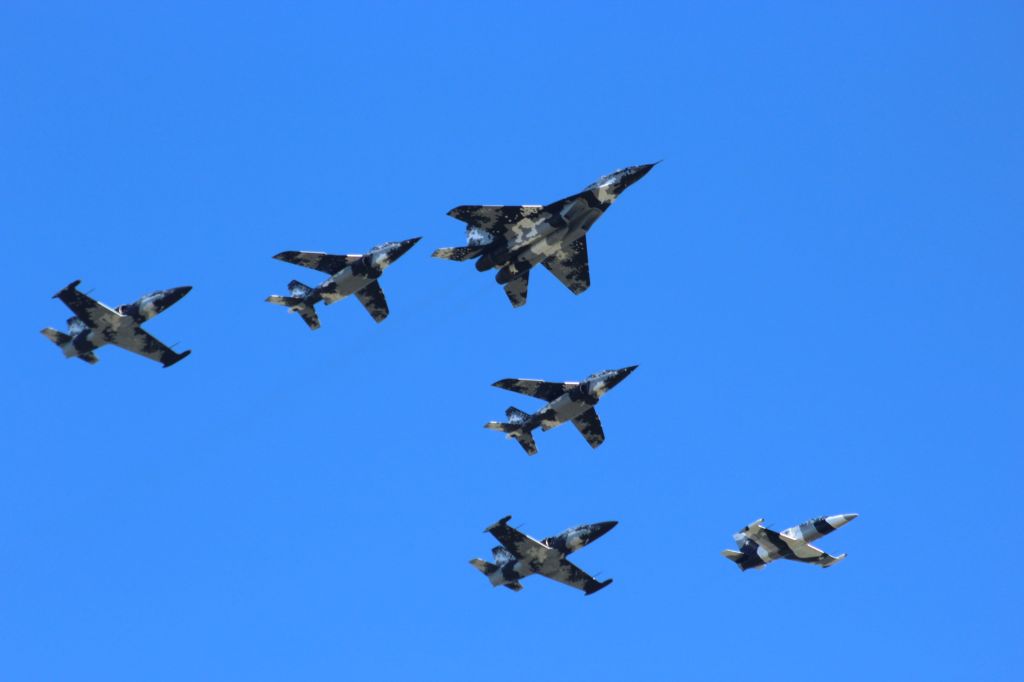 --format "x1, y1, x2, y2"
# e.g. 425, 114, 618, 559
722, 514, 858, 571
